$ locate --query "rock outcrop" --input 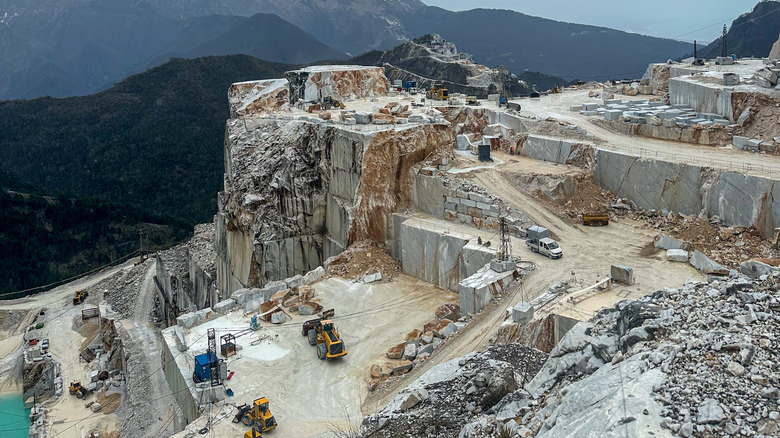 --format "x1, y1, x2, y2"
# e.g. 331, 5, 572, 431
216, 110, 453, 294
